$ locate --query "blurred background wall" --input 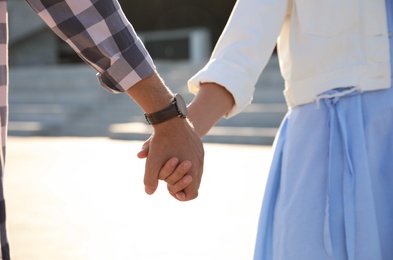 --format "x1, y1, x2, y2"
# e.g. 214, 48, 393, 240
118, 0, 236, 60
6, 0, 286, 145
9, 0, 236, 65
